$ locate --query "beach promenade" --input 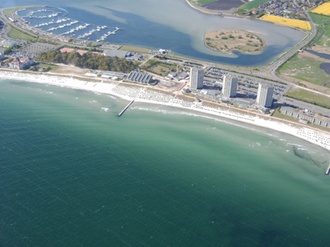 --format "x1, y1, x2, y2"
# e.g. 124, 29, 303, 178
1, 70, 330, 152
